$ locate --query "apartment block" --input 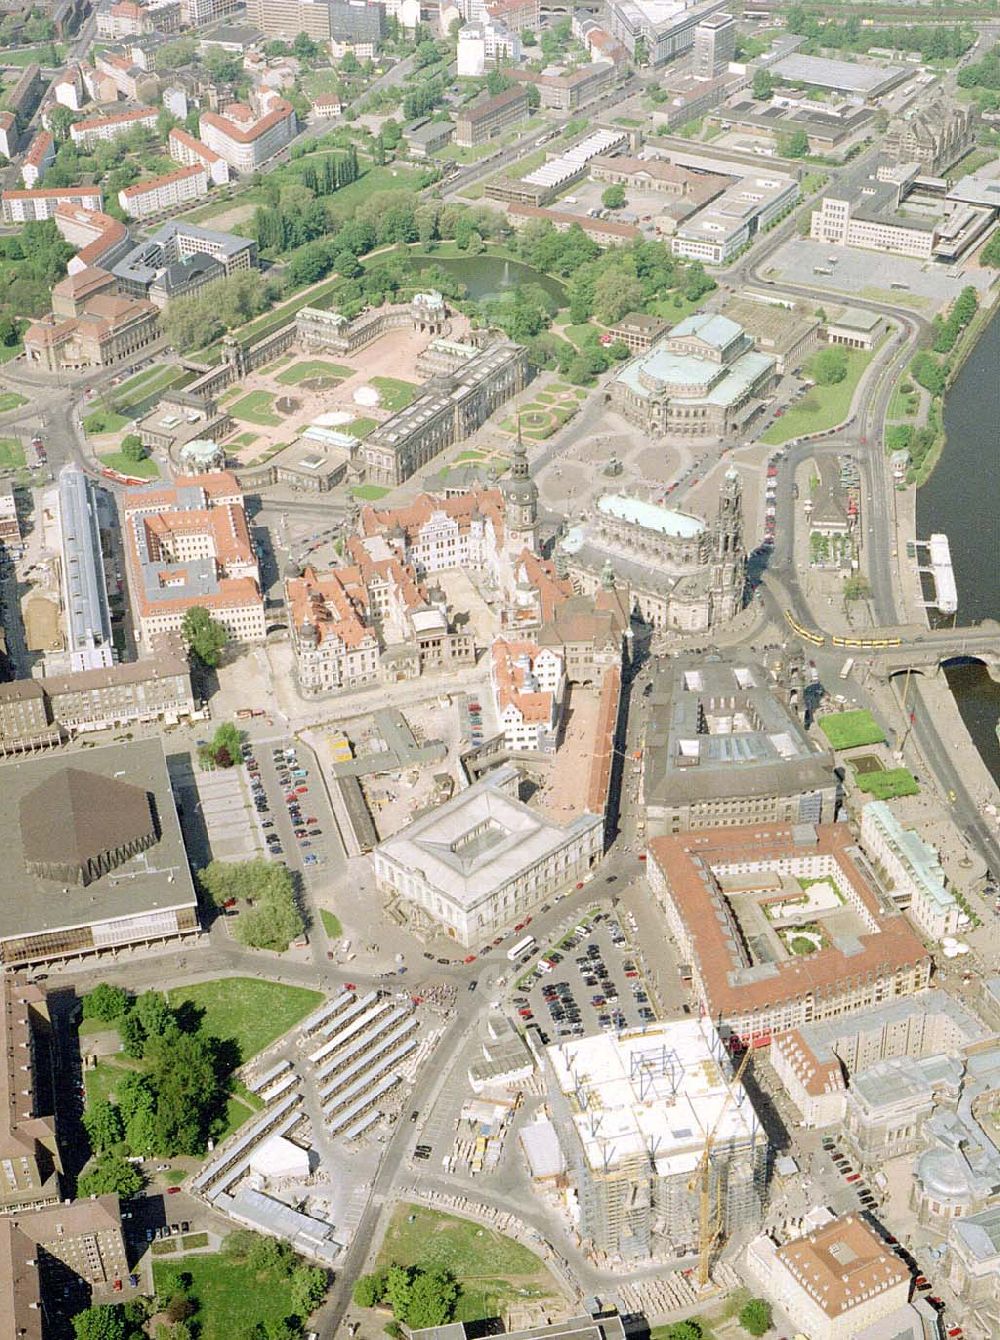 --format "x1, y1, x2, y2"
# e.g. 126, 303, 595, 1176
167, 125, 231, 185
455, 86, 530, 147
0, 976, 61, 1214
20, 131, 54, 189
509, 61, 614, 111
860, 800, 963, 941
118, 163, 209, 219
54, 205, 131, 276
199, 98, 296, 172
70, 106, 158, 150
2, 186, 103, 223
